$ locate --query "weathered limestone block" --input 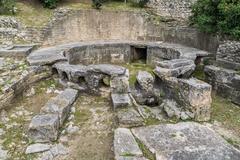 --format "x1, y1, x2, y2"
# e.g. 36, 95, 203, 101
28, 114, 60, 142
88, 64, 126, 76
136, 71, 154, 91
27, 47, 67, 66
114, 128, 143, 160
53, 62, 87, 82
159, 76, 212, 121
177, 78, 212, 121
110, 74, 130, 94
204, 65, 240, 105
132, 122, 240, 160
41, 88, 78, 125
117, 108, 144, 127
111, 94, 132, 110
85, 72, 105, 93
131, 88, 159, 107
204, 65, 236, 84
154, 59, 195, 78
